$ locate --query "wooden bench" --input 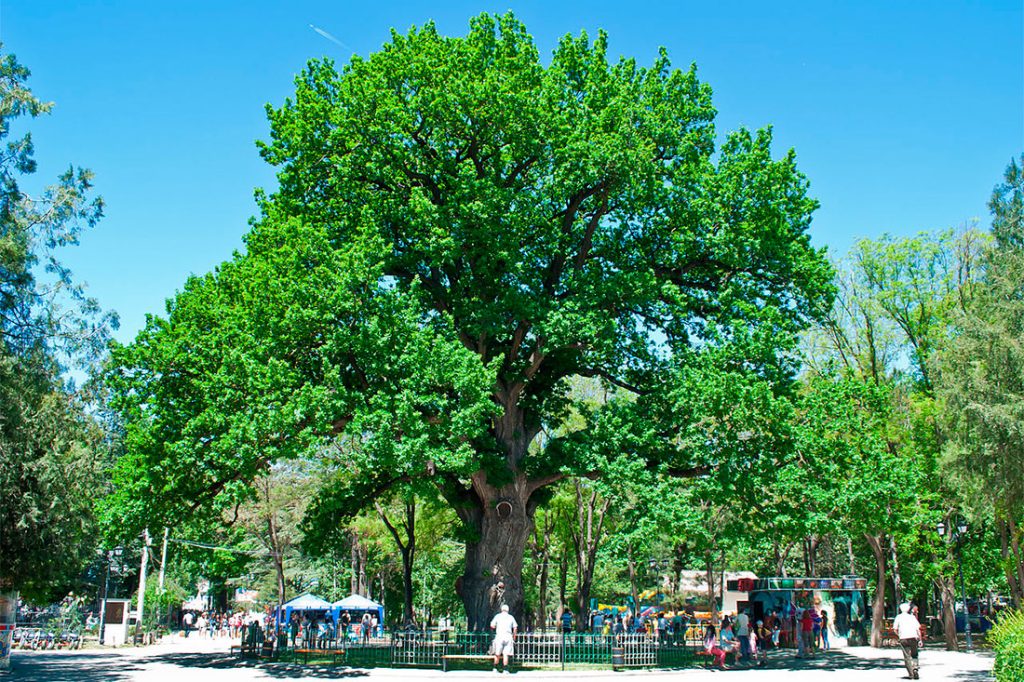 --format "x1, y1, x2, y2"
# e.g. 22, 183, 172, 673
441, 654, 494, 672
696, 650, 716, 668
293, 648, 347, 665
881, 628, 900, 648
231, 642, 276, 659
